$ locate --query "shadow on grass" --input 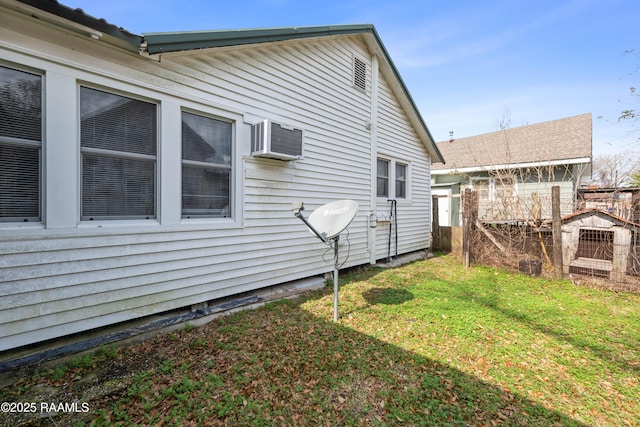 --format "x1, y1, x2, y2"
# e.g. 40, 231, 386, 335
458, 269, 638, 375
240, 294, 589, 426
1, 287, 589, 427
362, 287, 414, 305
